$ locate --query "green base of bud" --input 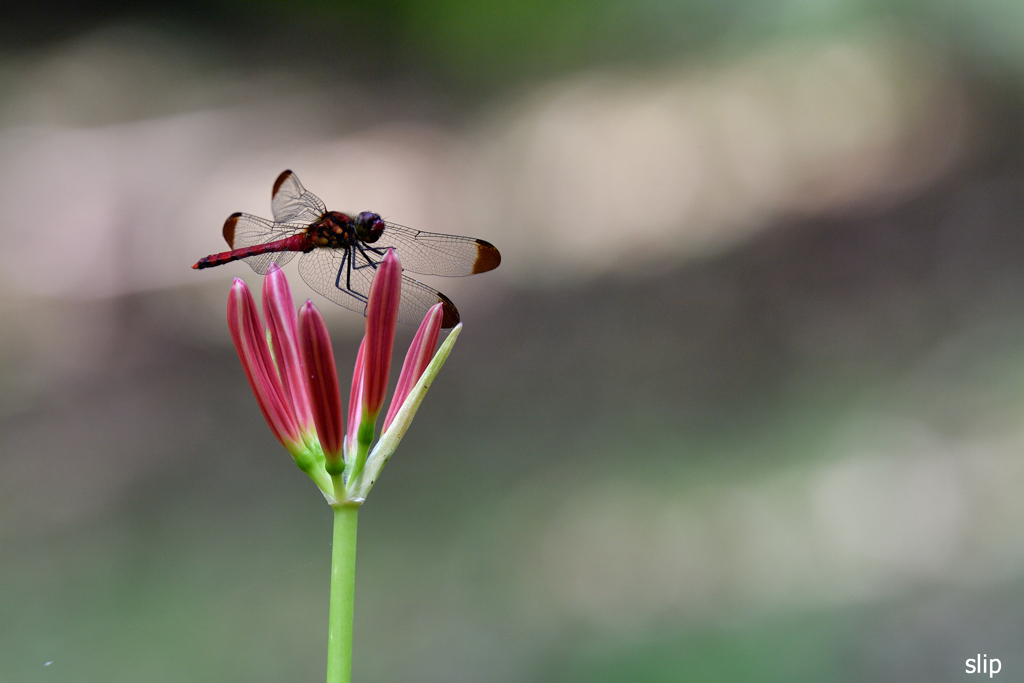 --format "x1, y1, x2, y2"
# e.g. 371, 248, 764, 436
293, 449, 318, 474
357, 420, 375, 448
